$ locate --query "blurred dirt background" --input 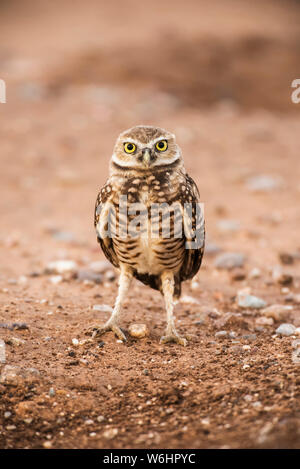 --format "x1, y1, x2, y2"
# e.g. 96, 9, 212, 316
0, 0, 300, 449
